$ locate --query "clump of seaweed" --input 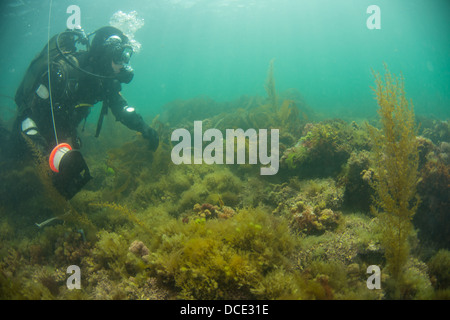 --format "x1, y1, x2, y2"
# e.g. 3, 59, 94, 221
191, 202, 236, 221
280, 120, 358, 178
273, 178, 344, 211
102, 138, 157, 201
294, 214, 386, 299
427, 249, 450, 297
272, 178, 343, 235
415, 145, 450, 248
53, 228, 91, 265
131, 163, 244, 217
87, 230, 144, 278
368, 64, 420, 298
290, 202, 341, 235
89, 202, 151, 234
147, 206, 302, 299
341, 150, 374, 212
420, 119, 449, 145
129, 240, 150, 258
